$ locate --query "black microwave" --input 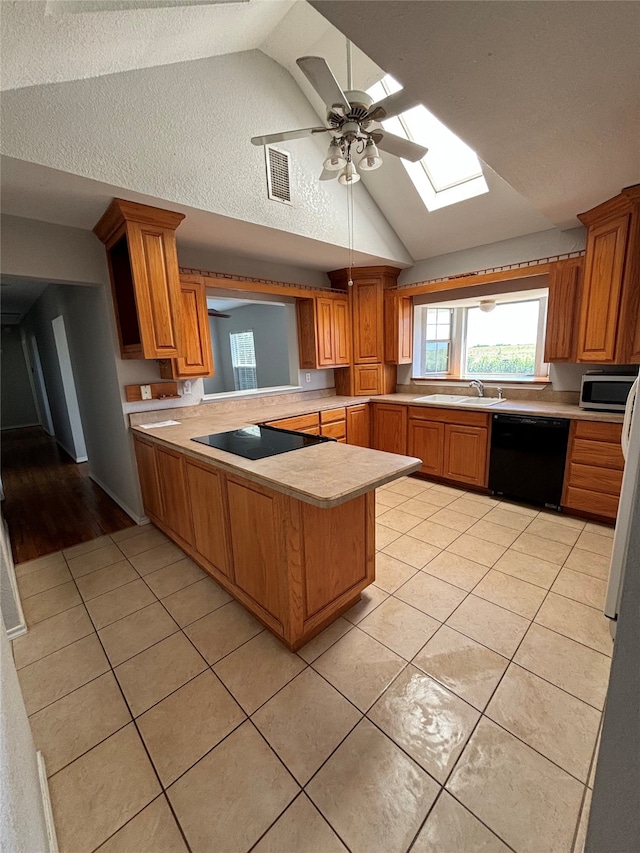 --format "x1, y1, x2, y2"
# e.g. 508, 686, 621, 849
580, 372, 637, 412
